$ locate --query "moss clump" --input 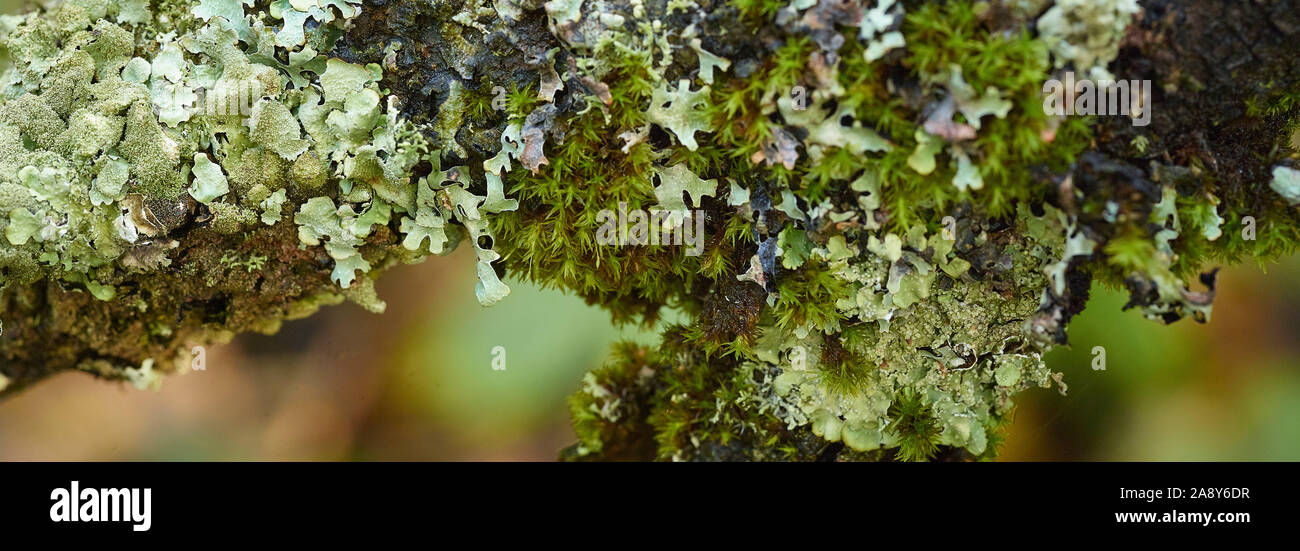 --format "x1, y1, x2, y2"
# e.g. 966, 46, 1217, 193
528, 0, 1275, 460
